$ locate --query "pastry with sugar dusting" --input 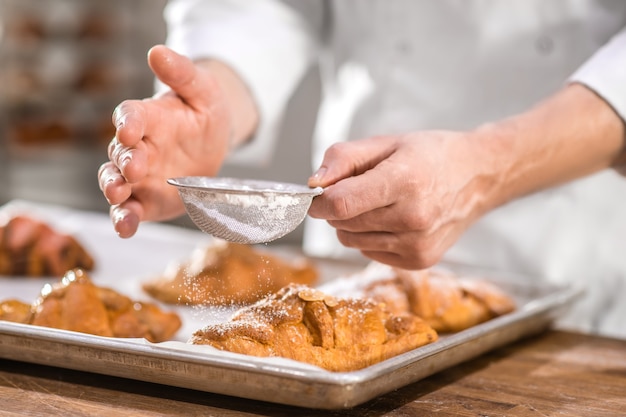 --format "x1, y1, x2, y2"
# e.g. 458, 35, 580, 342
189, 283, 438, 372
322, 262, 516, 333
142, 240, 318, 306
